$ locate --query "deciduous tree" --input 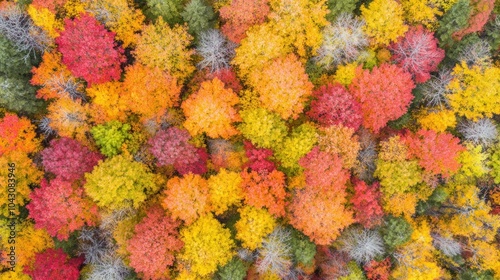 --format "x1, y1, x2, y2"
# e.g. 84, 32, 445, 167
23, 248, 82, 280
219, 0, 270, 43
241, 169, 287, 217
360, 0, 408, 46
0, 113, 40, 156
